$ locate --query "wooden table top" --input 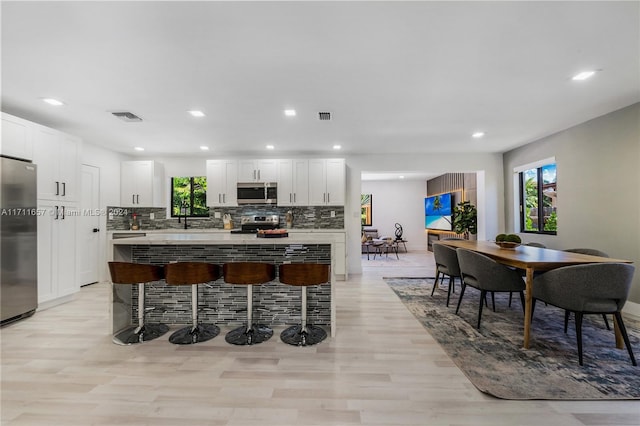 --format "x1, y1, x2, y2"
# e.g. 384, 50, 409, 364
437, 239, 632, 271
